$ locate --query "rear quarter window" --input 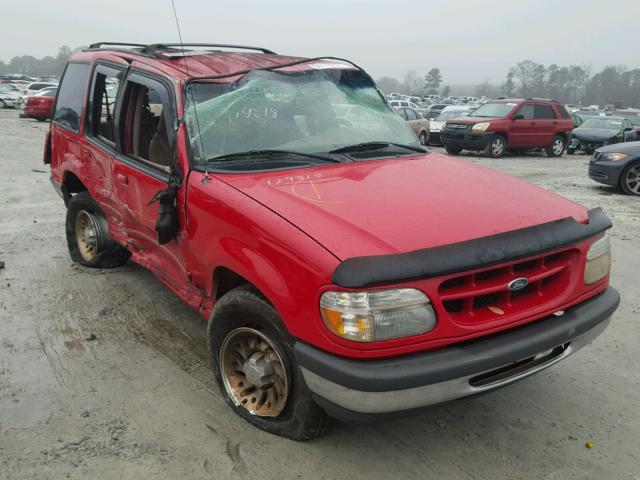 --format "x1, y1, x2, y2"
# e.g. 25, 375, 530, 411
53, 63, 90, 132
